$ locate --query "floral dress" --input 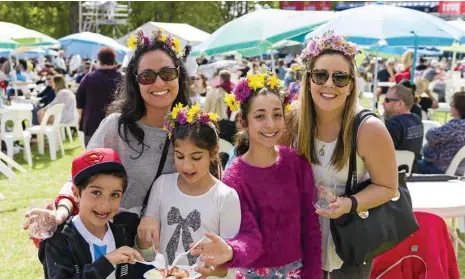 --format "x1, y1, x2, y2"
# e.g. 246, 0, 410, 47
236, 260, 302, 279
